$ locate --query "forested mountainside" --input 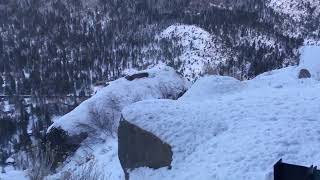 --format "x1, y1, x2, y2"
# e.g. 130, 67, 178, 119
0, 0, 319, 173
2, 0, 319, 96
